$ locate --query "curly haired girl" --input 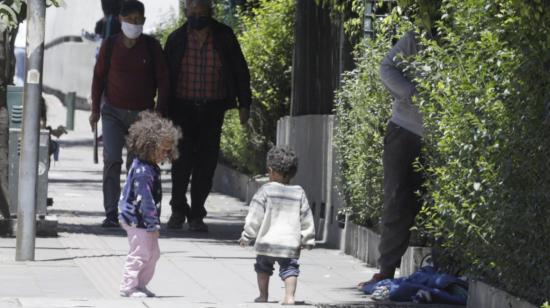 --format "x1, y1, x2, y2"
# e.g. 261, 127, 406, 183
118, 111, 181, 297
